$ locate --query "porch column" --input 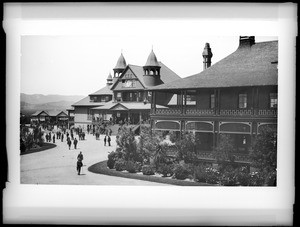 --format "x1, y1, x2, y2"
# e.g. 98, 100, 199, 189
217, 88, 221, 115
251, 87, 255, 115
139, 111, 142, 124
183, 90, 187, 114
152, 91, 156, 114
214, 89, 217, 115
181, 90, 184, 114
